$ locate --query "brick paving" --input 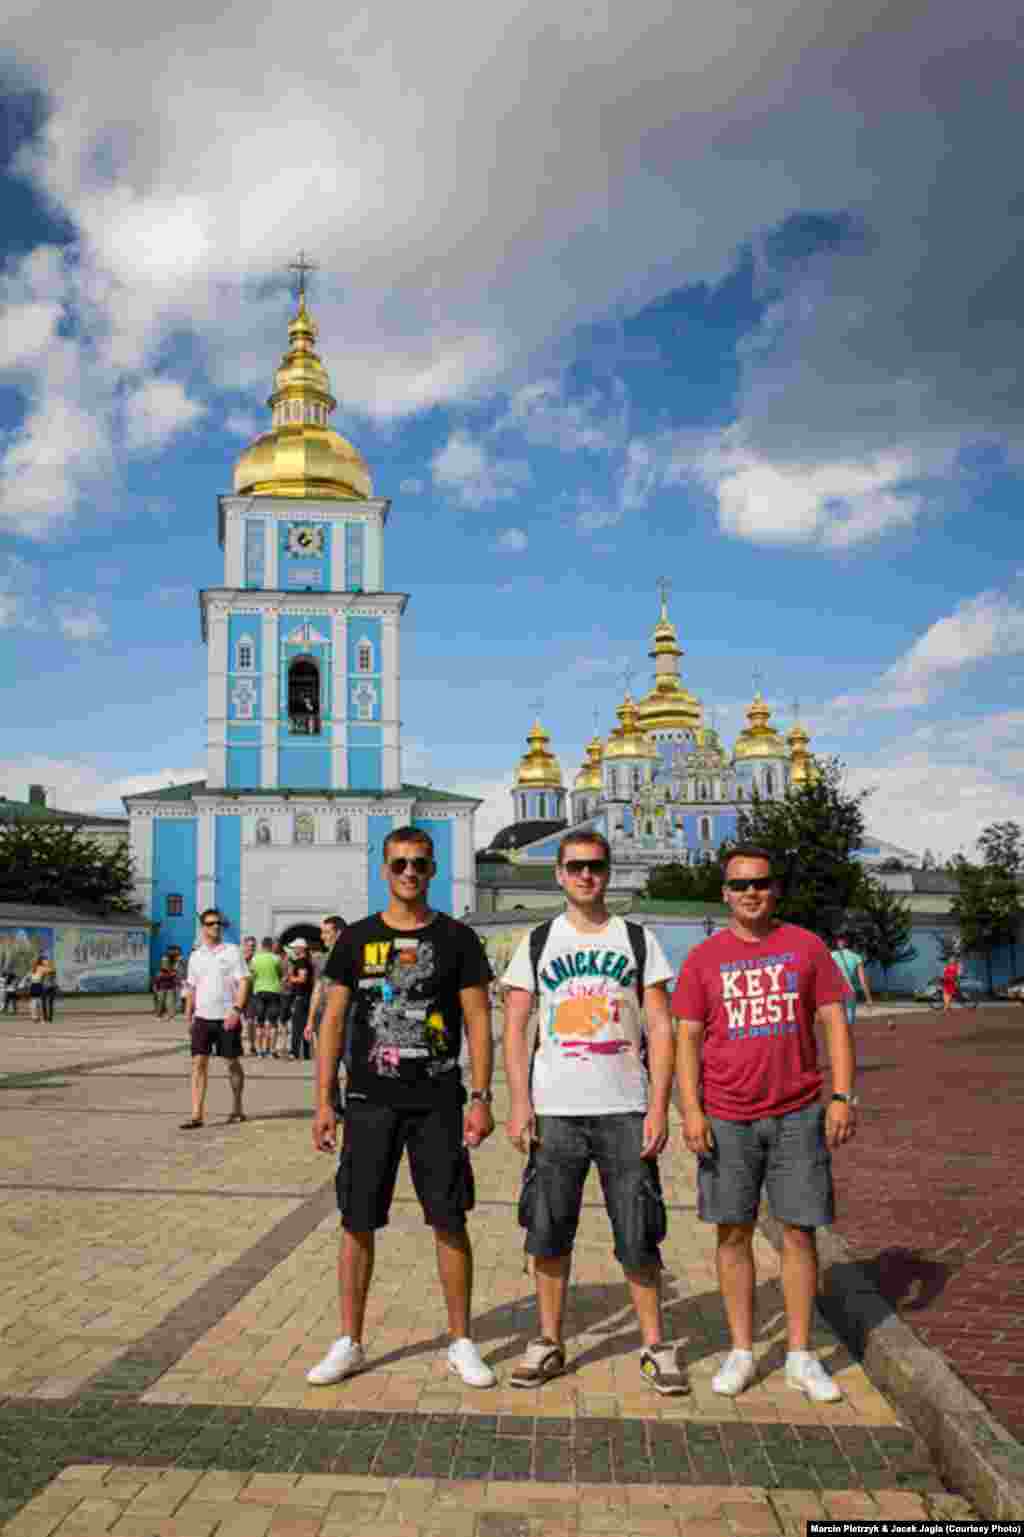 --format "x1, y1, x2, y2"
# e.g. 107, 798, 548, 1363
0, 1010, 978, 1533
831, 1001, 1024, 1441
